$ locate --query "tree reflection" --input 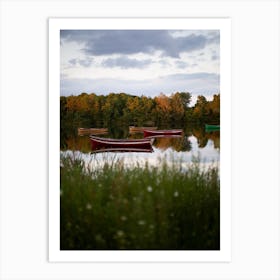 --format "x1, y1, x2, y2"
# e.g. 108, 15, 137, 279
61, 135, 92, 153
152, 136, 191, 152
60, 125, 220, 153
192, 126, 220, 149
